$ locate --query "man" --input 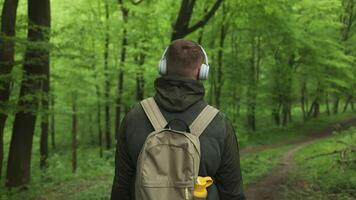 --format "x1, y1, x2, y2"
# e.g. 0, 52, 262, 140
111, 39, 245, 200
